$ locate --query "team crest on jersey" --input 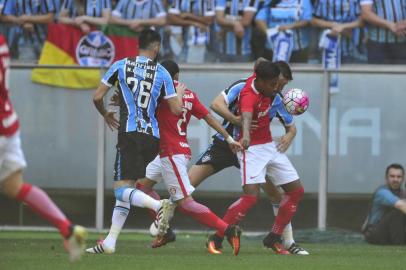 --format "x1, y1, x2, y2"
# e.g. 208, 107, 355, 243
169, 186, 177, 196
76, 31, 115, 67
